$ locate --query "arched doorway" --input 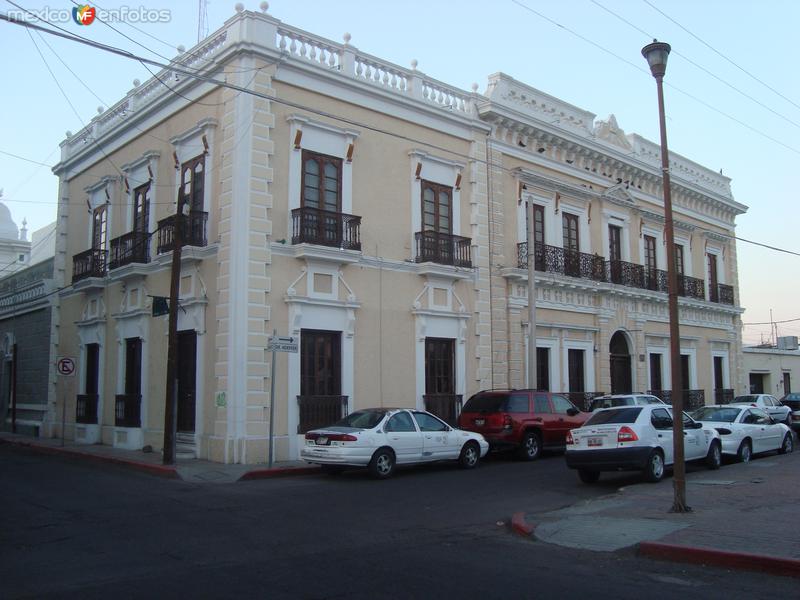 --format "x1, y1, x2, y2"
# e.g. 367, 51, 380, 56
609, 331, 632, 394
